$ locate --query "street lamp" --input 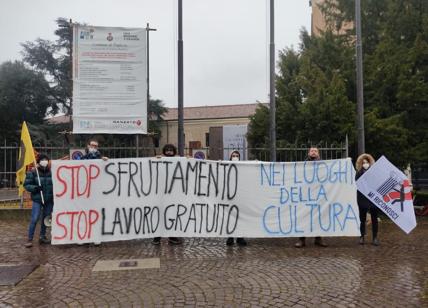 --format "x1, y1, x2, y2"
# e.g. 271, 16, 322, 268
269, 0, 276, 162
356, 0, 365, 154
178, 0, 184, 157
